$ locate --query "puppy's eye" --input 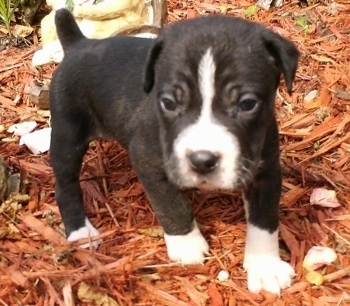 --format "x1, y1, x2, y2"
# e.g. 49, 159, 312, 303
239, 96, 258, 112
160, 97, 177, 112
